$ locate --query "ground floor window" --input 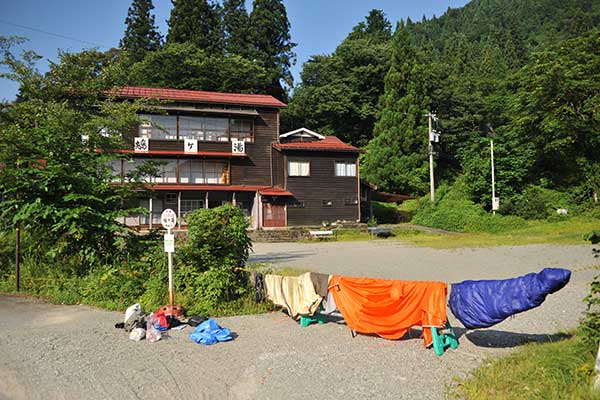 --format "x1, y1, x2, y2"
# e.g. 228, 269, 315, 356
181, 199, 204, 216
